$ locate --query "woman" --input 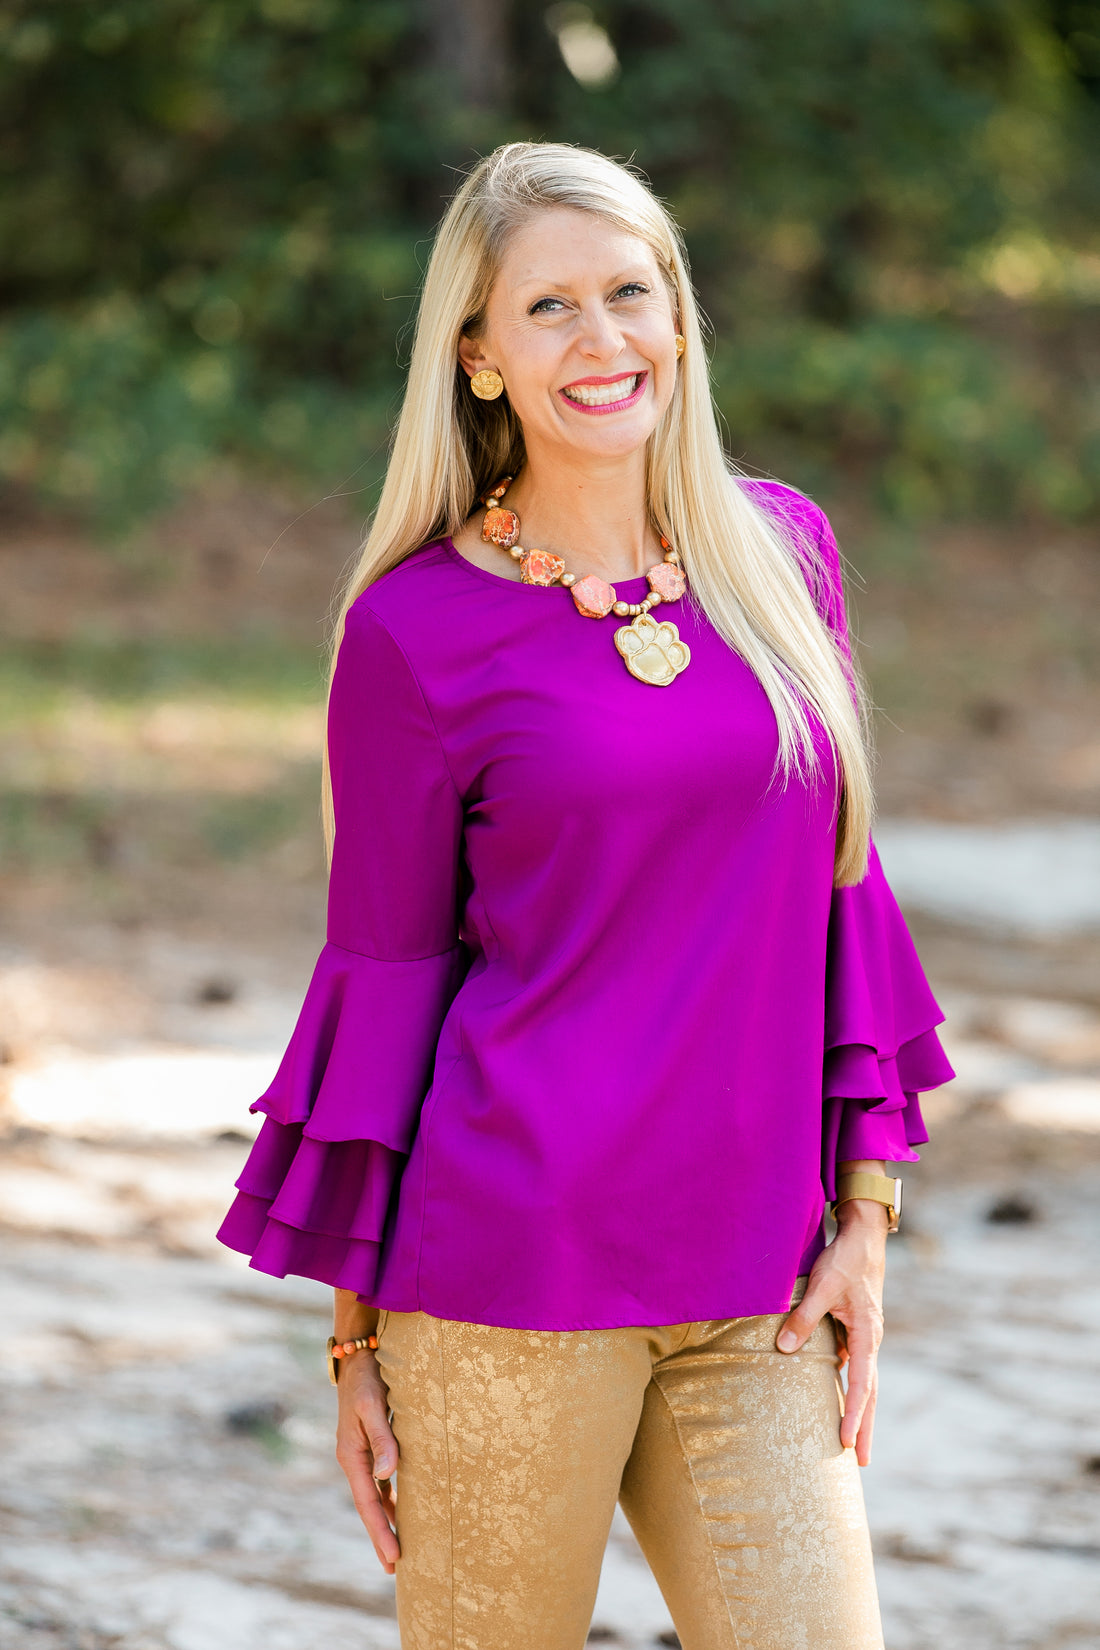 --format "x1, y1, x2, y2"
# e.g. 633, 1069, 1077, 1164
218, 141, 954, 1650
